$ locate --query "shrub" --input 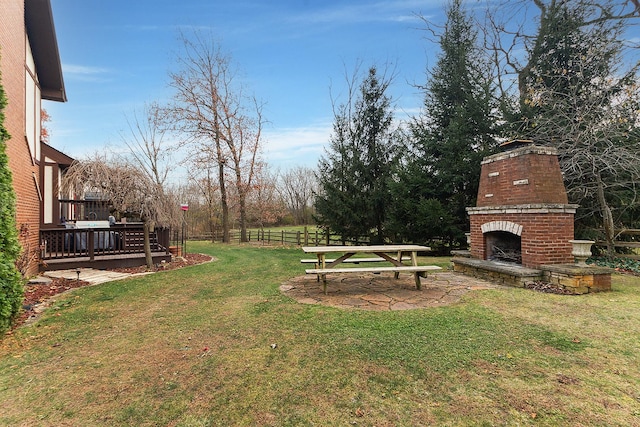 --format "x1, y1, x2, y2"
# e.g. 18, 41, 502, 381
588, 256, 640, 275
